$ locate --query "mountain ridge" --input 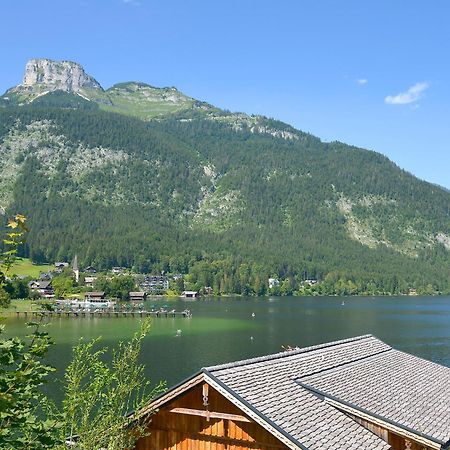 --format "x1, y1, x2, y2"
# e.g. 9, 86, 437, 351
1, 59, 209, 119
